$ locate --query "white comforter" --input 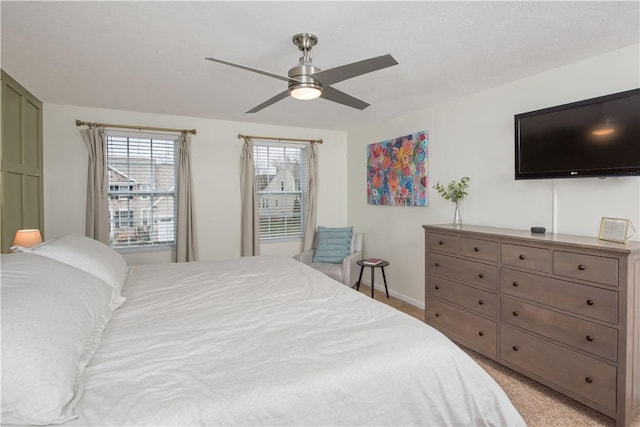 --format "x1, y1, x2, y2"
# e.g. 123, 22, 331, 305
68, 256, 524, 426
